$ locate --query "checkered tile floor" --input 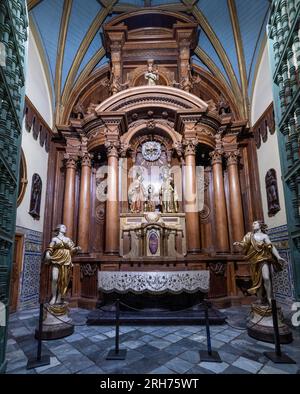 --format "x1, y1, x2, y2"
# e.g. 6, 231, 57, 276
5, 306, 300, 374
